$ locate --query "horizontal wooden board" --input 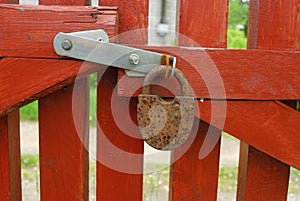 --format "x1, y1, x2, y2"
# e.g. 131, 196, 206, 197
197, 100, 300, 170
117, 47, 300, 100
0, 58, 99, 117
0, 48, 299, 116
0, 4, 117, 57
